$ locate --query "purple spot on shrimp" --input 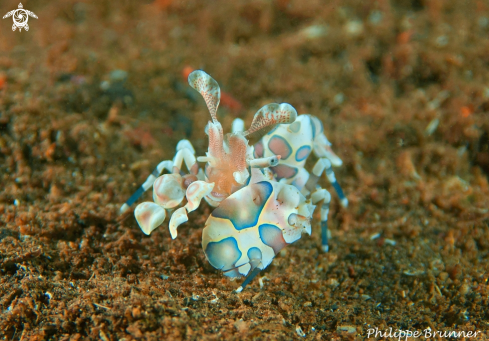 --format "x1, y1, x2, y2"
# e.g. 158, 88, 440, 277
295, 145, 311, 162
268, 135, 292, 159
258, 224, 287, 254
254, 140, 264, 158
271, 164, 298, 180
